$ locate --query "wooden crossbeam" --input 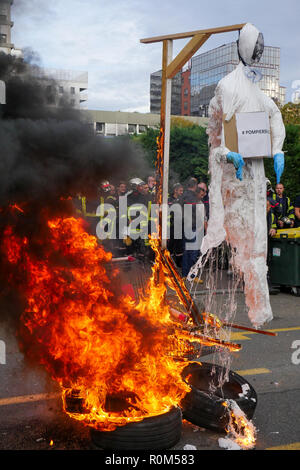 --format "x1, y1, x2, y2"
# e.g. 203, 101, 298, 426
140, 23, 245, 44
166, 33, 211, 79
